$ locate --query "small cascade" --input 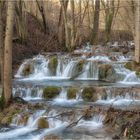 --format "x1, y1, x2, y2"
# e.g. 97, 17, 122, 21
113, 63, 140, 83
53, 88, 82, 106
122, 72, 140, 83
76, 114, 104, 130
62, 61, 79, 78
13, 86, 43, 101
0, 110, 46, 139
96, 88, 140, 107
